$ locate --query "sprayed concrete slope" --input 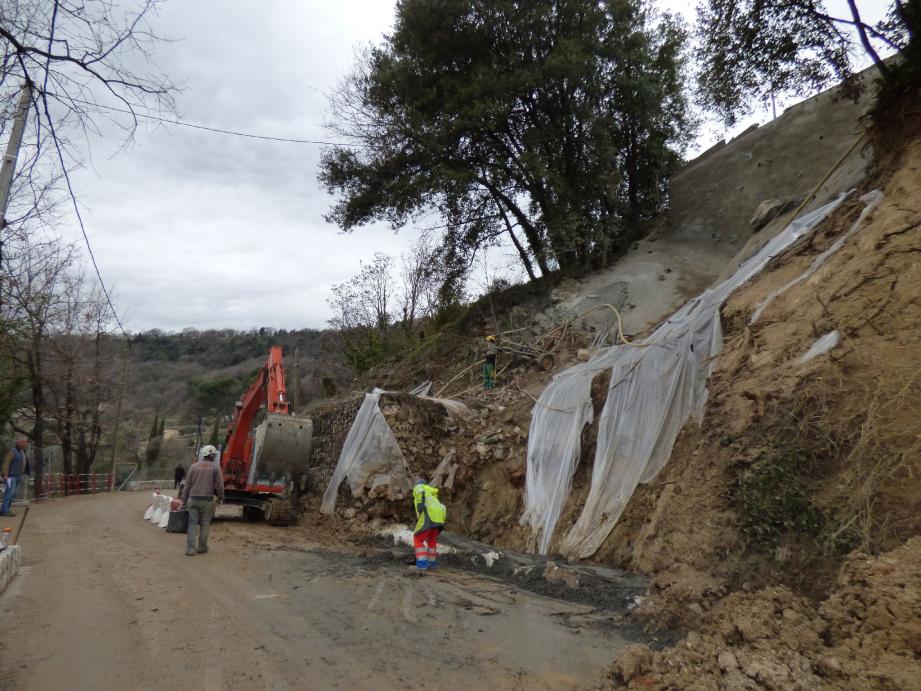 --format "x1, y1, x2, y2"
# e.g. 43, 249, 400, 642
545, 71, 876, 338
